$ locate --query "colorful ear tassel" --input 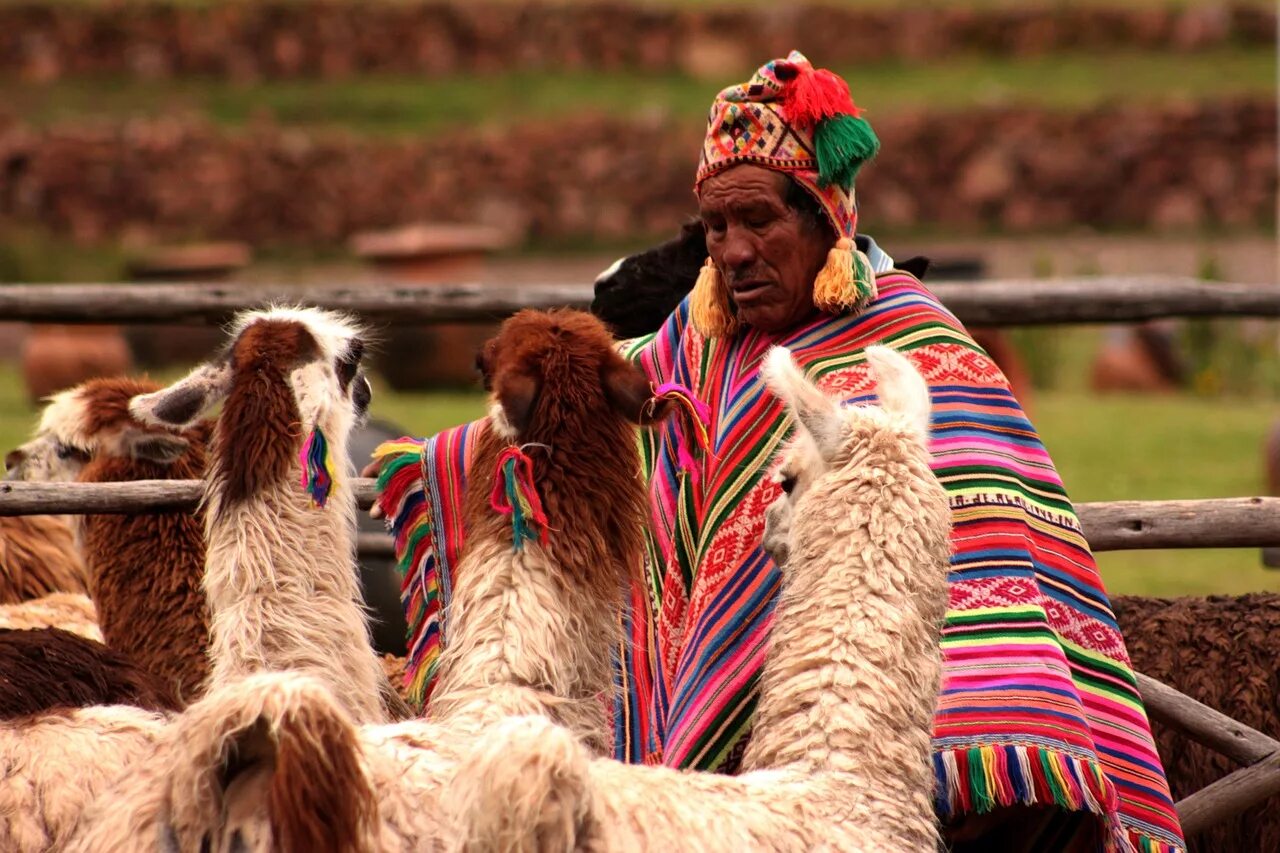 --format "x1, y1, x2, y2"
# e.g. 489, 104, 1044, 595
650, 382, 713, 477
489, 446, 550, 551
299, 426, 336, 508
